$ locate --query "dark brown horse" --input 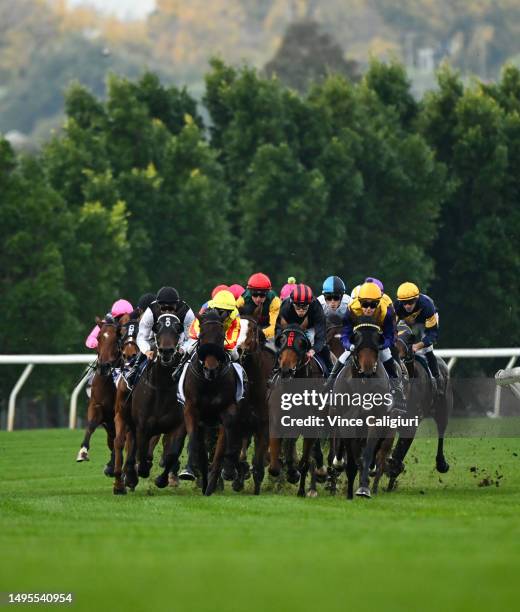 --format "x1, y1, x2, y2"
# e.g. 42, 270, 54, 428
237, 316, 276, 494
332, 320, 395, 499
268, 325, 323, 497
383, 323, 451, 491
76, 315, 126, 473
112, 318, 140, 494
326, 312, 344, 360
127, 313, 185, 490
182, 309, 246, 496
